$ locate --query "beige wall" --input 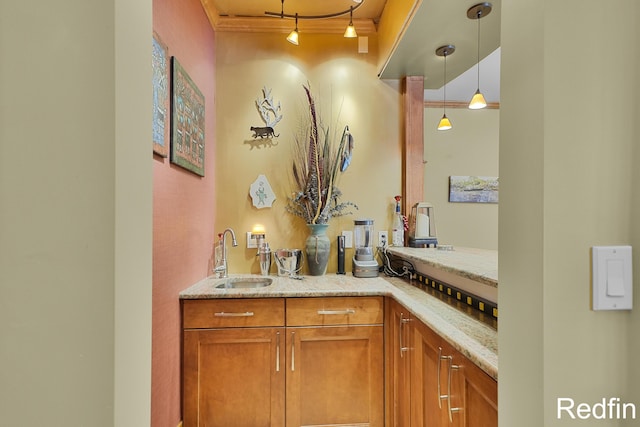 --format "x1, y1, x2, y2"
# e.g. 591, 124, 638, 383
215, 32, 402, 274
423, 107, 499, 249
0, 0, 152, 426
500, 0, 640, 426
